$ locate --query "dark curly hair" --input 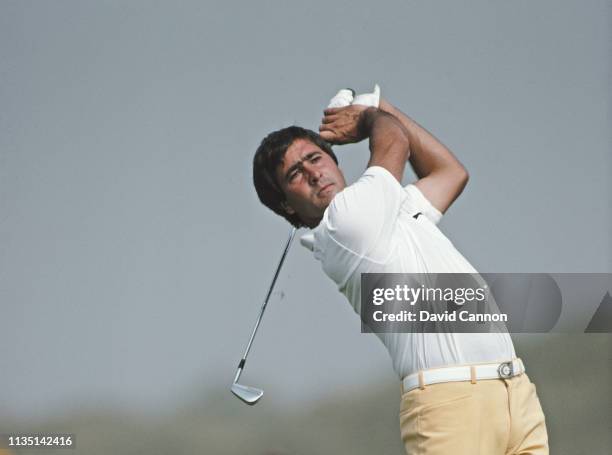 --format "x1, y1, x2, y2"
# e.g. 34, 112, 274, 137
253, 126, 338, 227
